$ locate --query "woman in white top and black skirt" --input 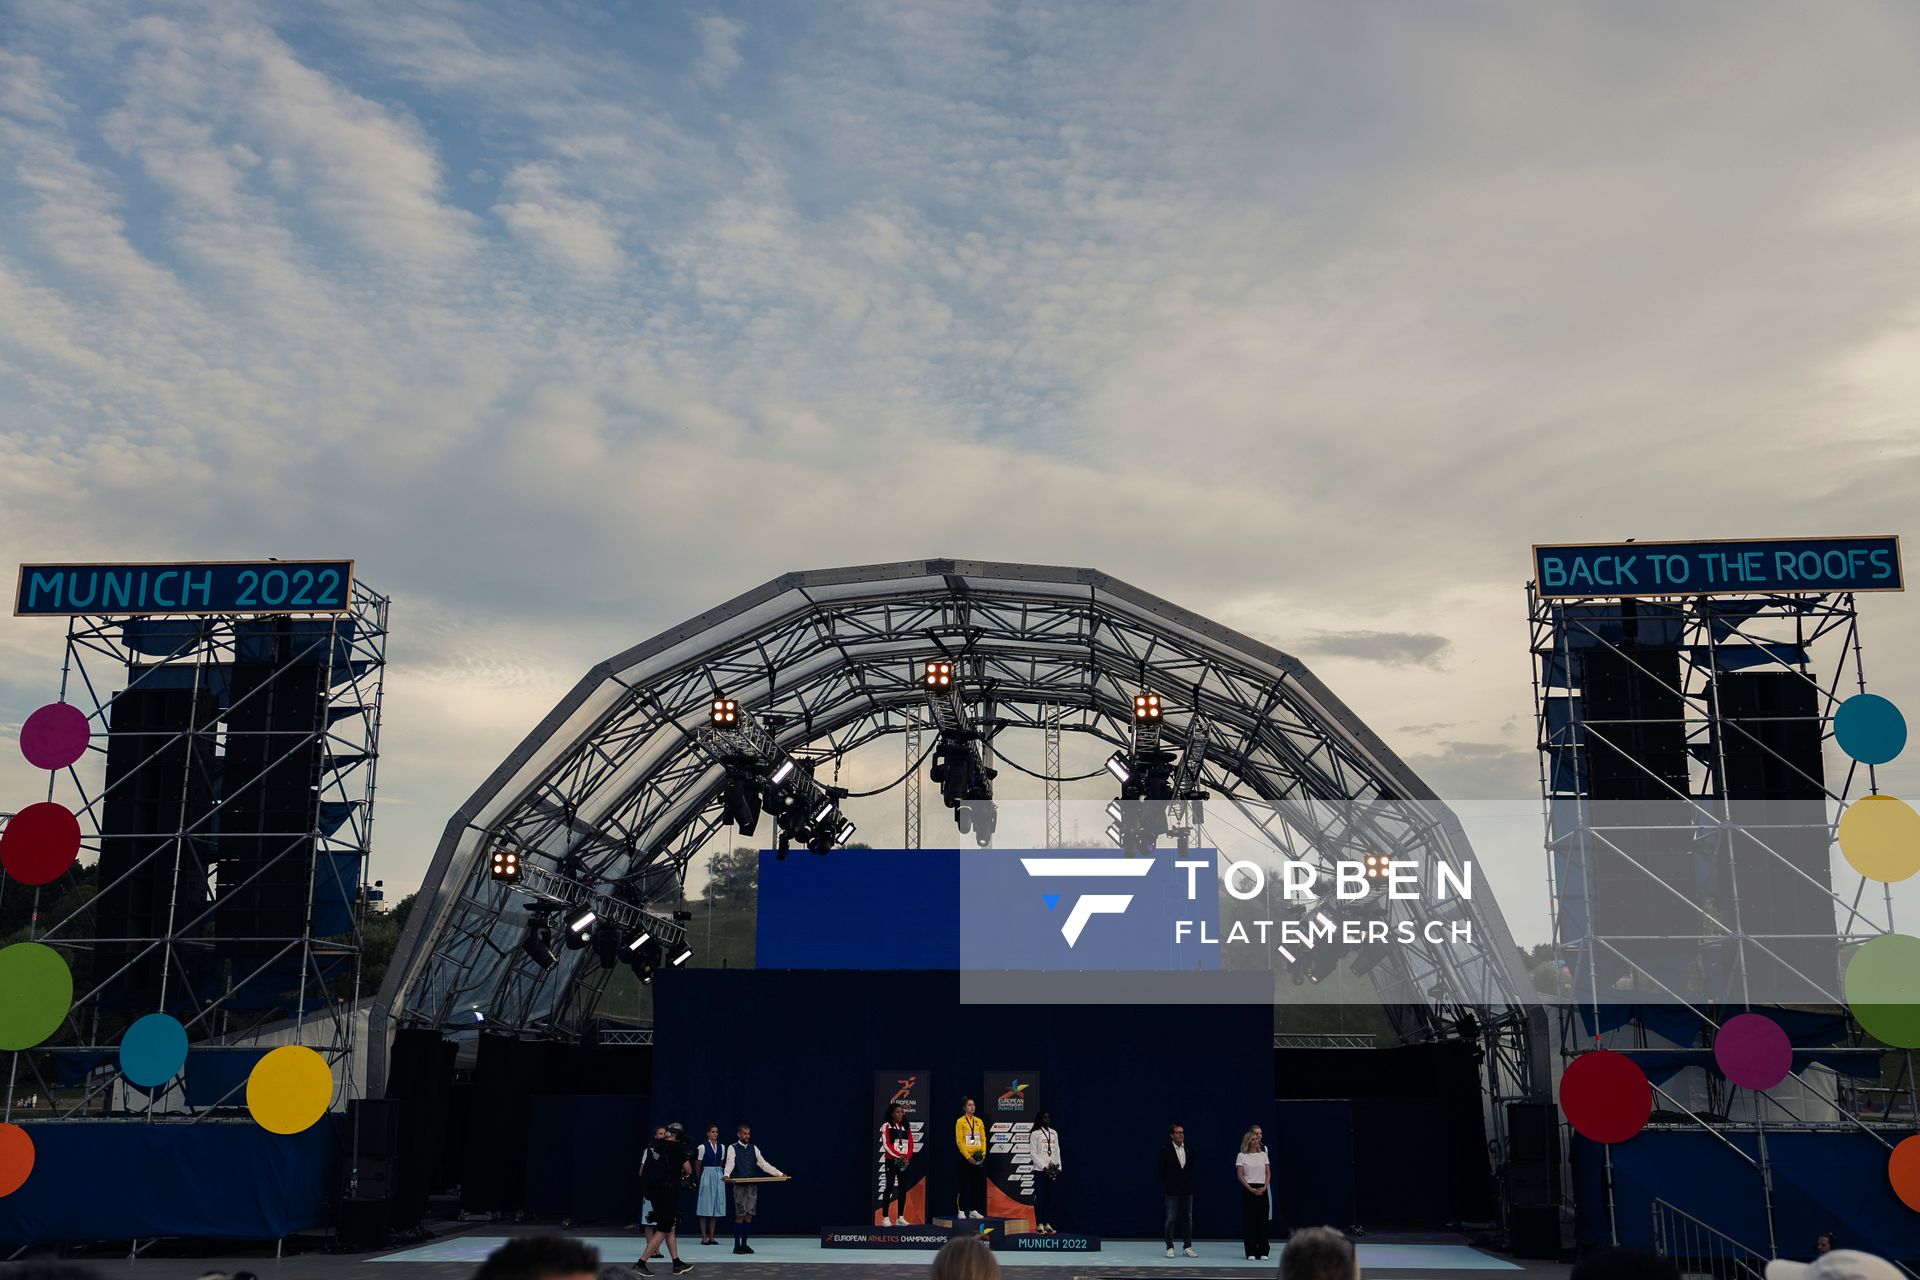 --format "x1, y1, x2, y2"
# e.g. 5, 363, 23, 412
1235, 1128, 1271, 1261
1029, 1111, 1062, 1234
